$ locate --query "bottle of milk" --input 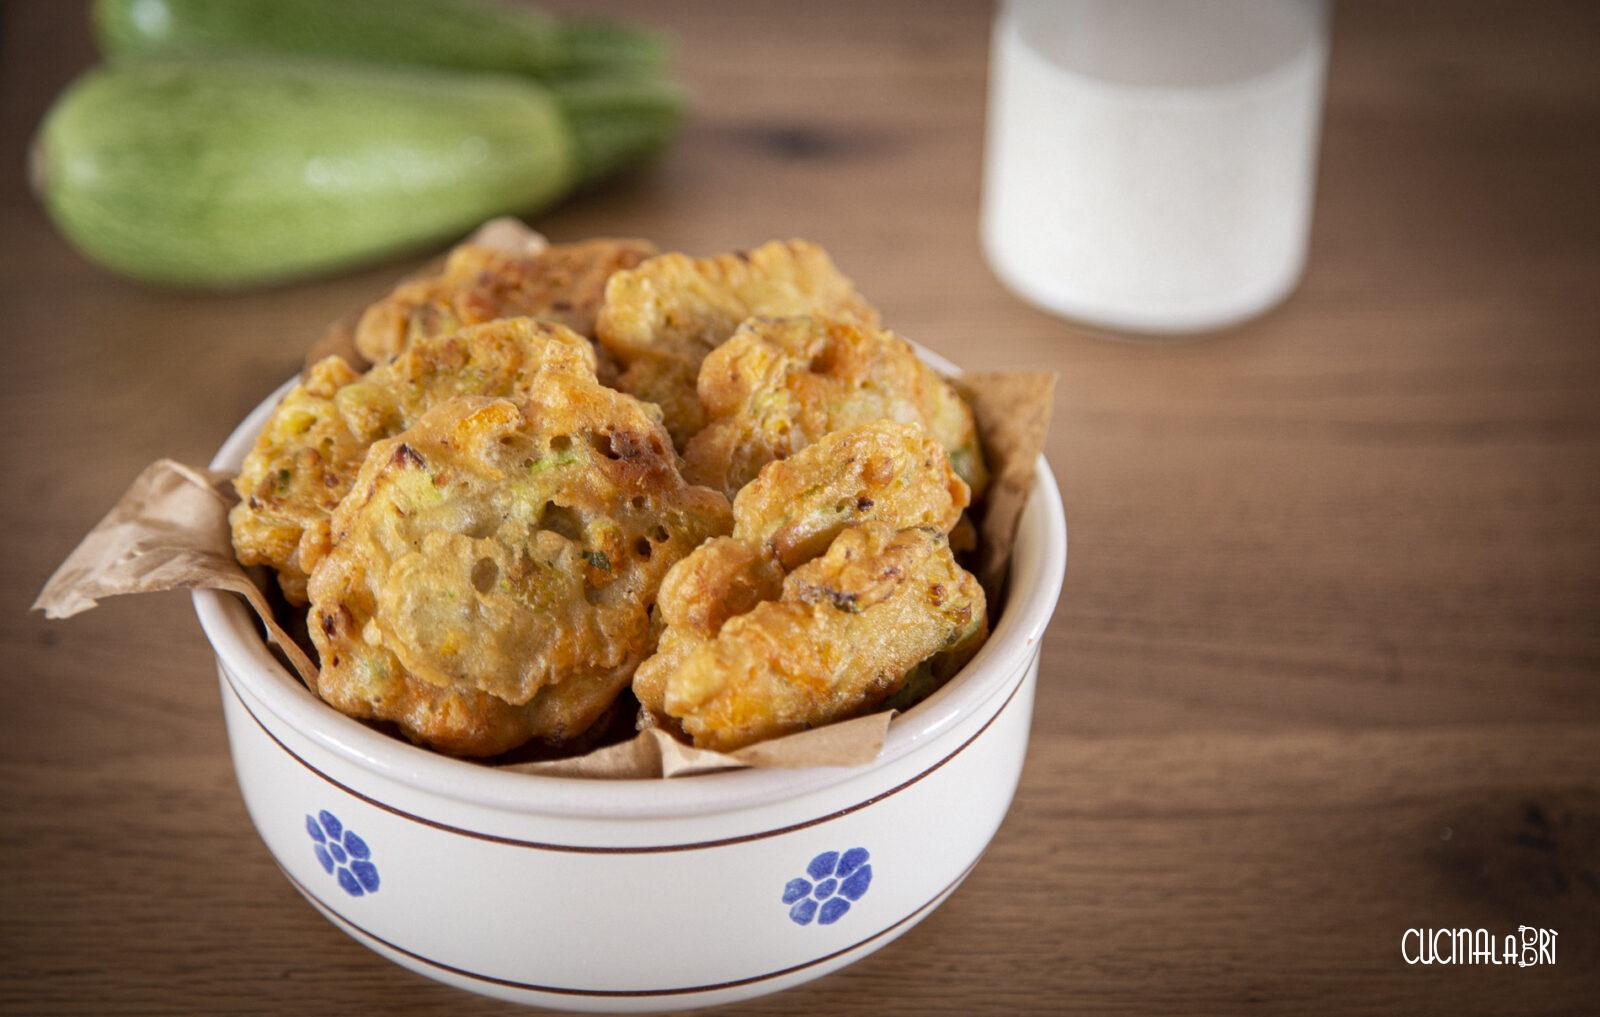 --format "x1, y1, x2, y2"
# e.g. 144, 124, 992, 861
981, 0, 1331, 335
